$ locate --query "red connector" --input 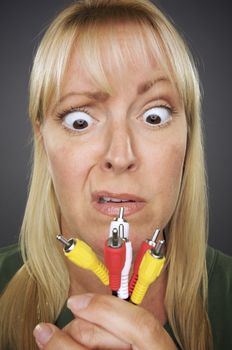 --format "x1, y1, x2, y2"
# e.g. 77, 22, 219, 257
129, 229, 160, 295
104, 228, 126, 292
